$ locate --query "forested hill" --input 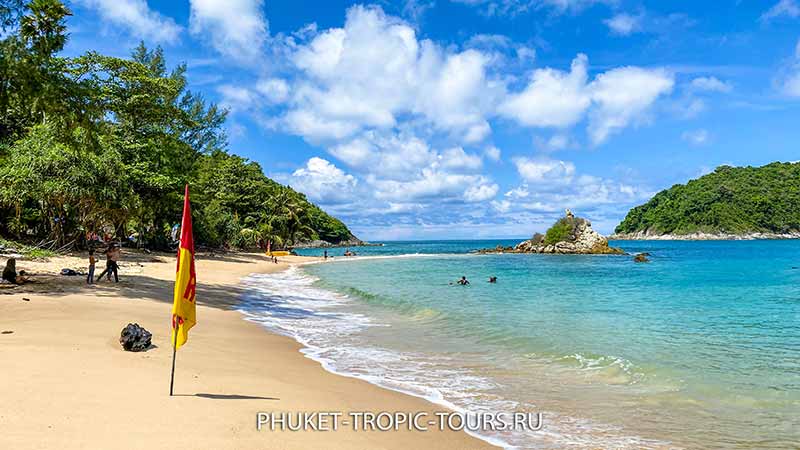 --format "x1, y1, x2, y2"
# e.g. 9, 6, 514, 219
0, 0, 356, 250
615, 162, 800, 237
